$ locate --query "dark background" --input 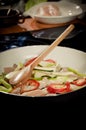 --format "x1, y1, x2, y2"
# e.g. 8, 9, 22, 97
0, 0, 86, 120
